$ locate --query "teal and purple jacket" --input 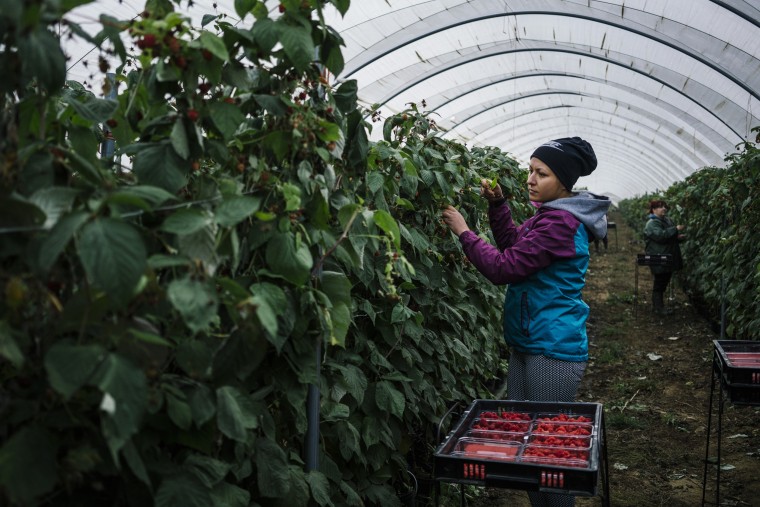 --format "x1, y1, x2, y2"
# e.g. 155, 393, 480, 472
458, 192, 611, 362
